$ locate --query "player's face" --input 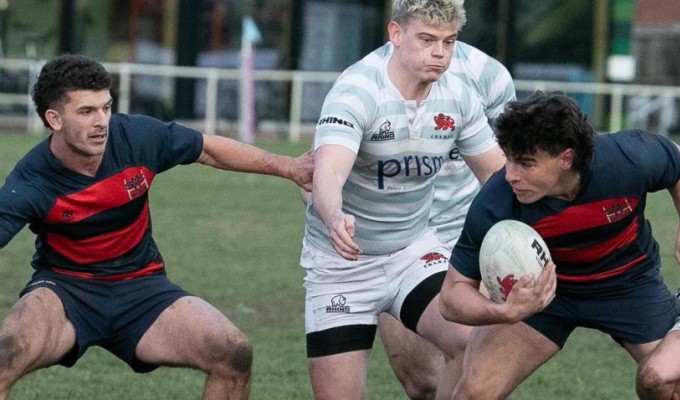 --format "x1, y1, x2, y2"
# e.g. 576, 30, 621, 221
390, 18, 458, 84
50, 90, 112, 159
504, 149, 574, 204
